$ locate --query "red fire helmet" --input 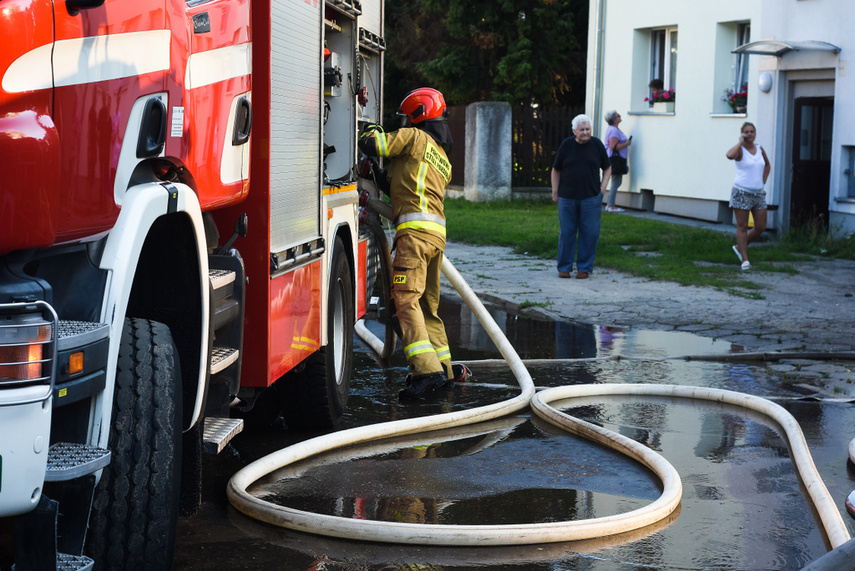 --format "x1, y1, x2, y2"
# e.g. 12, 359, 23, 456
397, 88, 447, 124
